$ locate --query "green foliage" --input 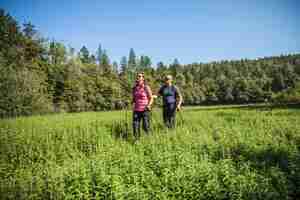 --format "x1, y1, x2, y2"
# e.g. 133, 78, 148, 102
79, 46, 90, 64
22, 22, 37, 38
49, 41, 67, 65
0, 63, 52, 117
128, 48, 137, 71
99, 50, 111, 73
273, 81, 300, 103
120, 56, 128, 74
96, 43, 103, 64
139, 55, 152, 69
1, 8, 300, 118
1, 106, 299, 199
